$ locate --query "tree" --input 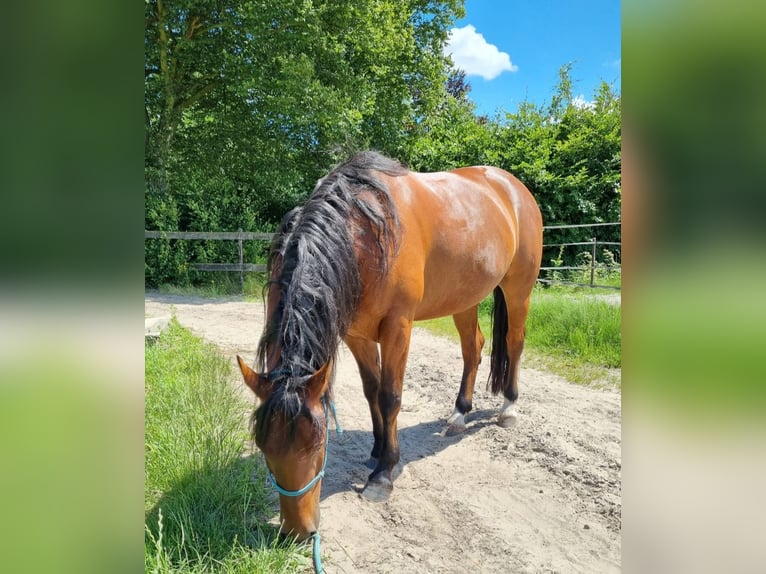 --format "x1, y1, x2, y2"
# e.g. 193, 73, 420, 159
446, 69, 472, 100
408, 86, 493, 171
492, 66, 621, 266
144, 0, 465, 285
